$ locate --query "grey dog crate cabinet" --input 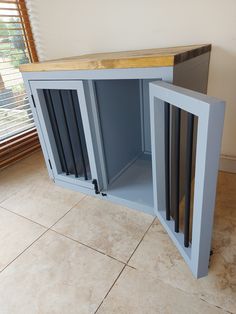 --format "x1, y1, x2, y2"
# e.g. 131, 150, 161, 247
21, 44, 225, 278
